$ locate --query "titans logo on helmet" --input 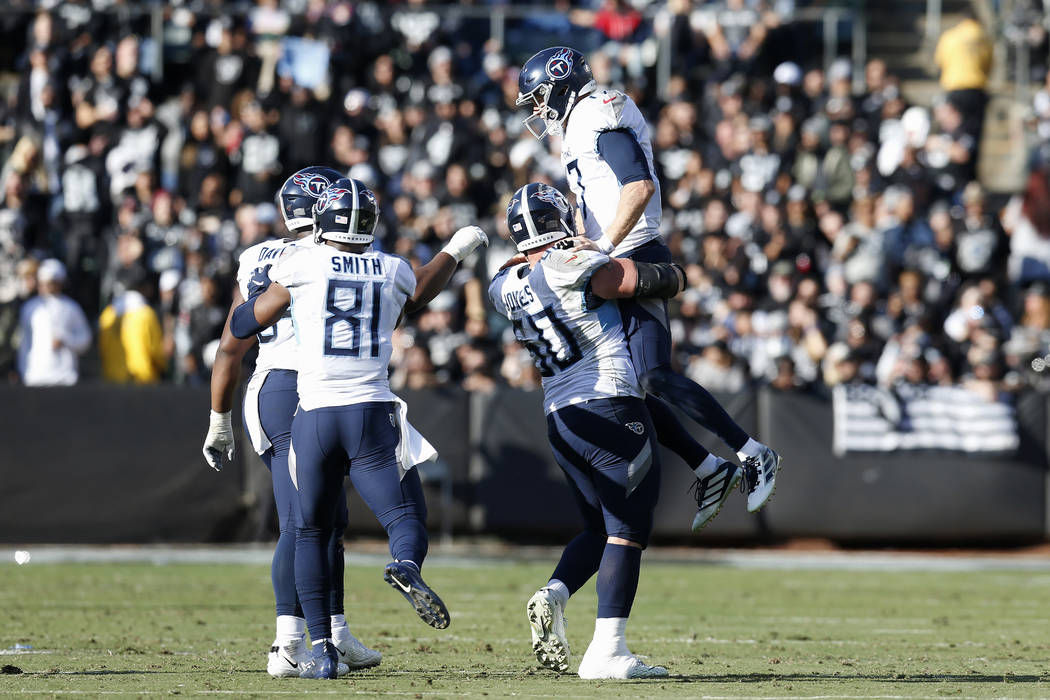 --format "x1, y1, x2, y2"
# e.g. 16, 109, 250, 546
534, 186, 569, 213
314, 187, 351, 214
291, 172, 332, 197
545, 48, 574, 81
